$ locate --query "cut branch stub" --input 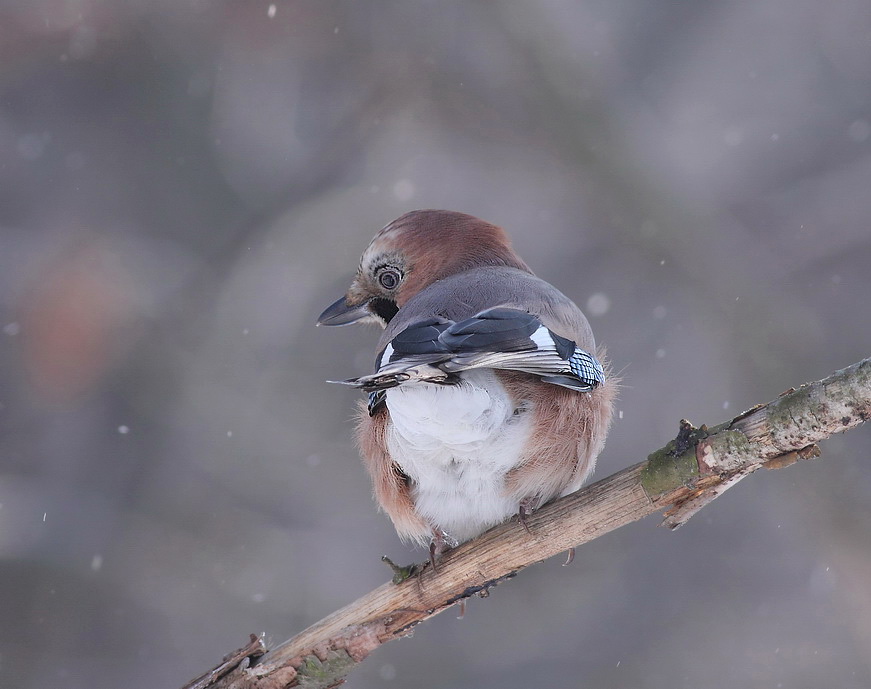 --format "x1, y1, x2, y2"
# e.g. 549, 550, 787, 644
650, 358, 870, 528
